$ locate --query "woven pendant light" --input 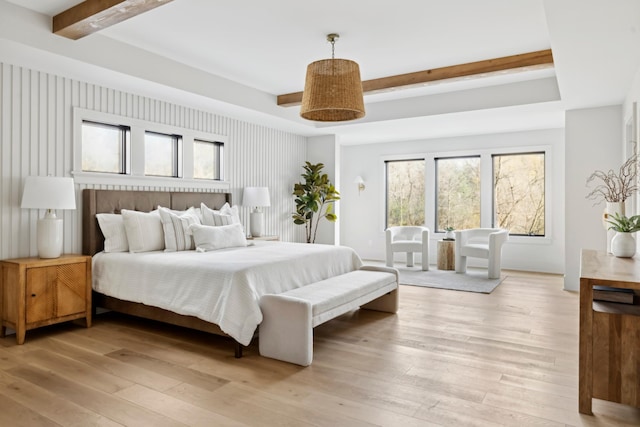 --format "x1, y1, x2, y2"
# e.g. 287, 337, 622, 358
300, 34, 365, 122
